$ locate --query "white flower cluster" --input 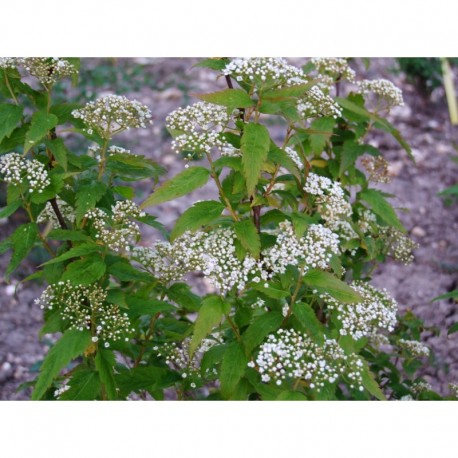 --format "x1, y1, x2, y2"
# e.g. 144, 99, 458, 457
311, 58, 356, 83
357, 208, 377, 233
262, 221, 340, 275
251, 298, 268, 311
72, 95, 152, 138
449, 383, 458, 398
398, 339, 430, 358
37, 198, 75, 228
359, 79, 404, 107
22, 58, 77, 86
220, 145, 242, 158
153, 334, 222, 384
361, 156, 392, 183
85, 201, 144, 252
370, 333, 390, 347
133, 228, 264, 292
0, 152, 50, 194
411, 380, 432, 394
35, 281, 134, 346
323, 281, 398, 340
222, 57, 307, 88
250, 329, 365, 392
379, 227, 418, 265
297, 86, 342, 119
326, 219, 358, 244
284, 147, 304, 170
166, 102, 234, 157
303, 173, 352, 223
0, 57, 19, 69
